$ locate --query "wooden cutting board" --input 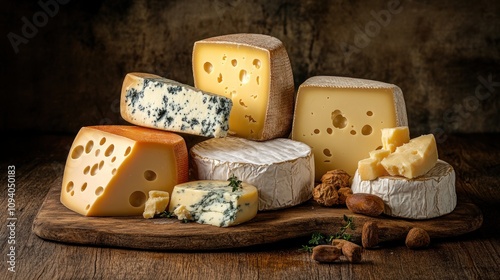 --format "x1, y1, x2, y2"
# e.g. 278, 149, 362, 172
32, 183, 483, 251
